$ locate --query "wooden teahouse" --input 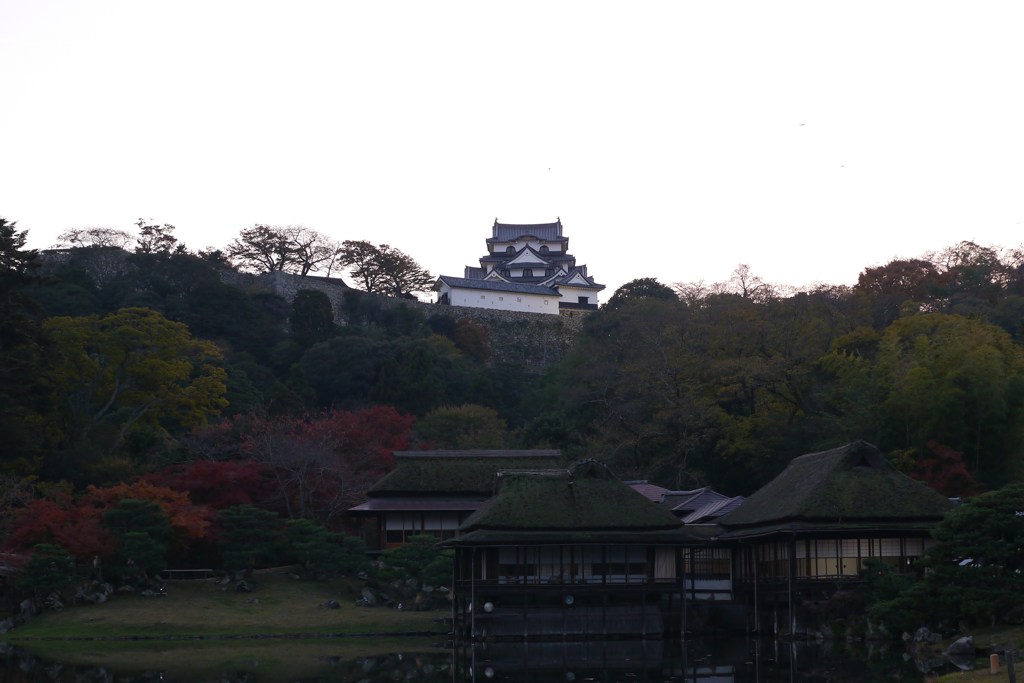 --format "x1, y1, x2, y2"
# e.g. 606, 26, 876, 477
348, 450, 561, 551
446, 459, 703, 640
716, 441, 954, 633
351, 442, 955, 640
